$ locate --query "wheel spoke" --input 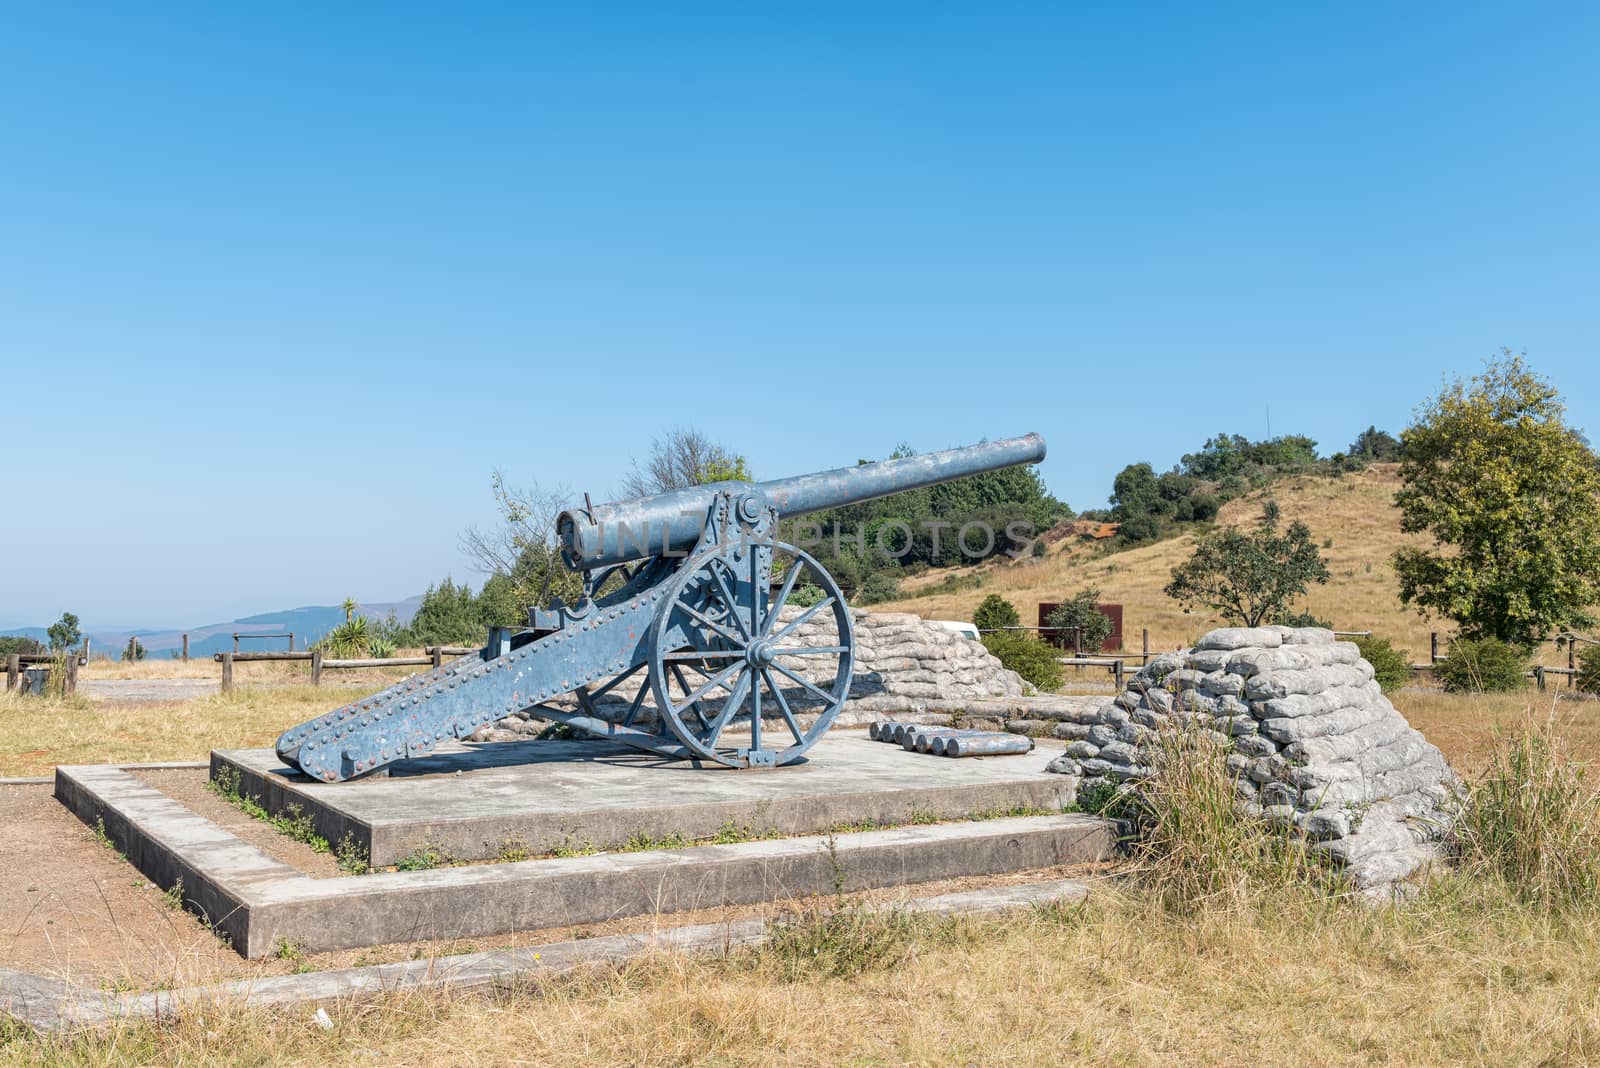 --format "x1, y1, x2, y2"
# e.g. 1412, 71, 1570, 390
765, 558, 804, 637
761, 666, 806, 745
662, 648, 744, 660
770, 661, 838, 706
677, 600, 746, 647
767, 597, 835, 643
709, 560, 751, 641
670, 664, 712, 731
750, 649, 762, 753
706, 667, 752, 745
750, 546, 763, 642
673, 659, 744, 710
